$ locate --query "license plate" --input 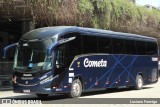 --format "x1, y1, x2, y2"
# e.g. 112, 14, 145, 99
23, 89, 30, 93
